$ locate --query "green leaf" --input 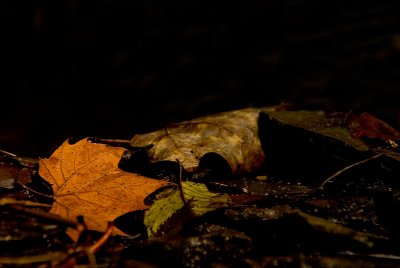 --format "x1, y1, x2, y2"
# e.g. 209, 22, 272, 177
144, 181, 231, 237
182, 181, 230, 217
144, 187, 185, 237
